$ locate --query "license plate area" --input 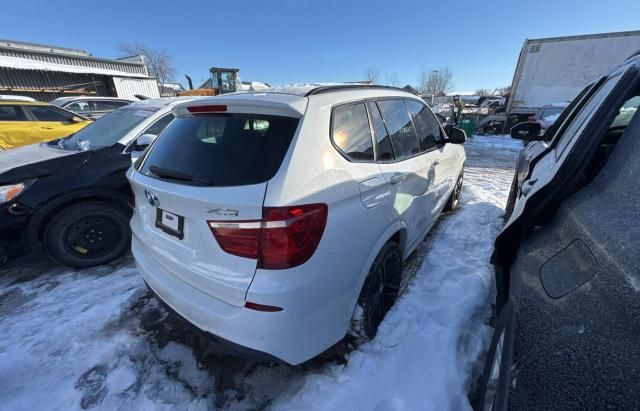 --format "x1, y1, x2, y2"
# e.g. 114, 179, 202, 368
155, 208, 184, 239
